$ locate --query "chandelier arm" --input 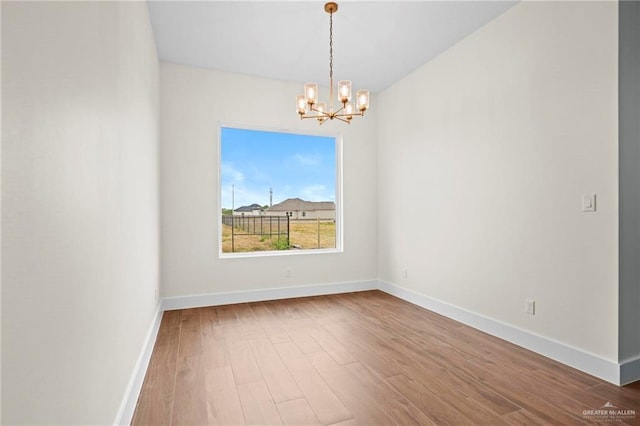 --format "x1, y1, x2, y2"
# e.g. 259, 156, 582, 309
300, 113, 329, 125
334, 112, 361, 118
300, 106, 333, 121
308, 105, 330, 117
